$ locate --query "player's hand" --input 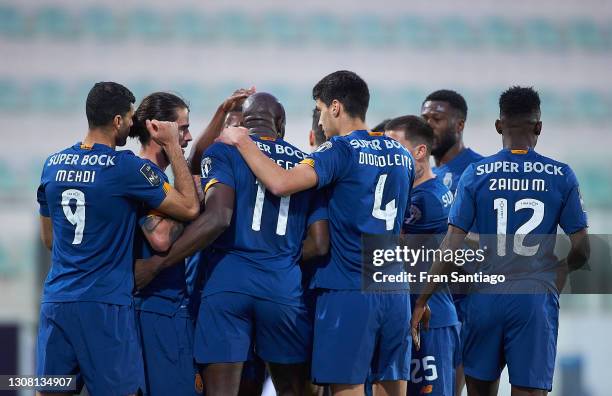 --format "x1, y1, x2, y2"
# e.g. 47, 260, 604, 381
193, 175, 204, 202
134, 257, 163, 290
146, 120, 180, 148
216, 126, 249, 146
221, 87, 256, 112
411, 299, 431, 351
